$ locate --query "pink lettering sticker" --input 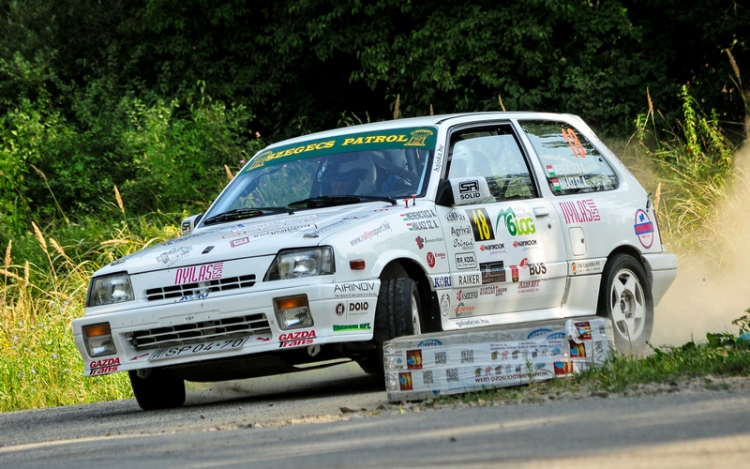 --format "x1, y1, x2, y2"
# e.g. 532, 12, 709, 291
174, 262, 225, 284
